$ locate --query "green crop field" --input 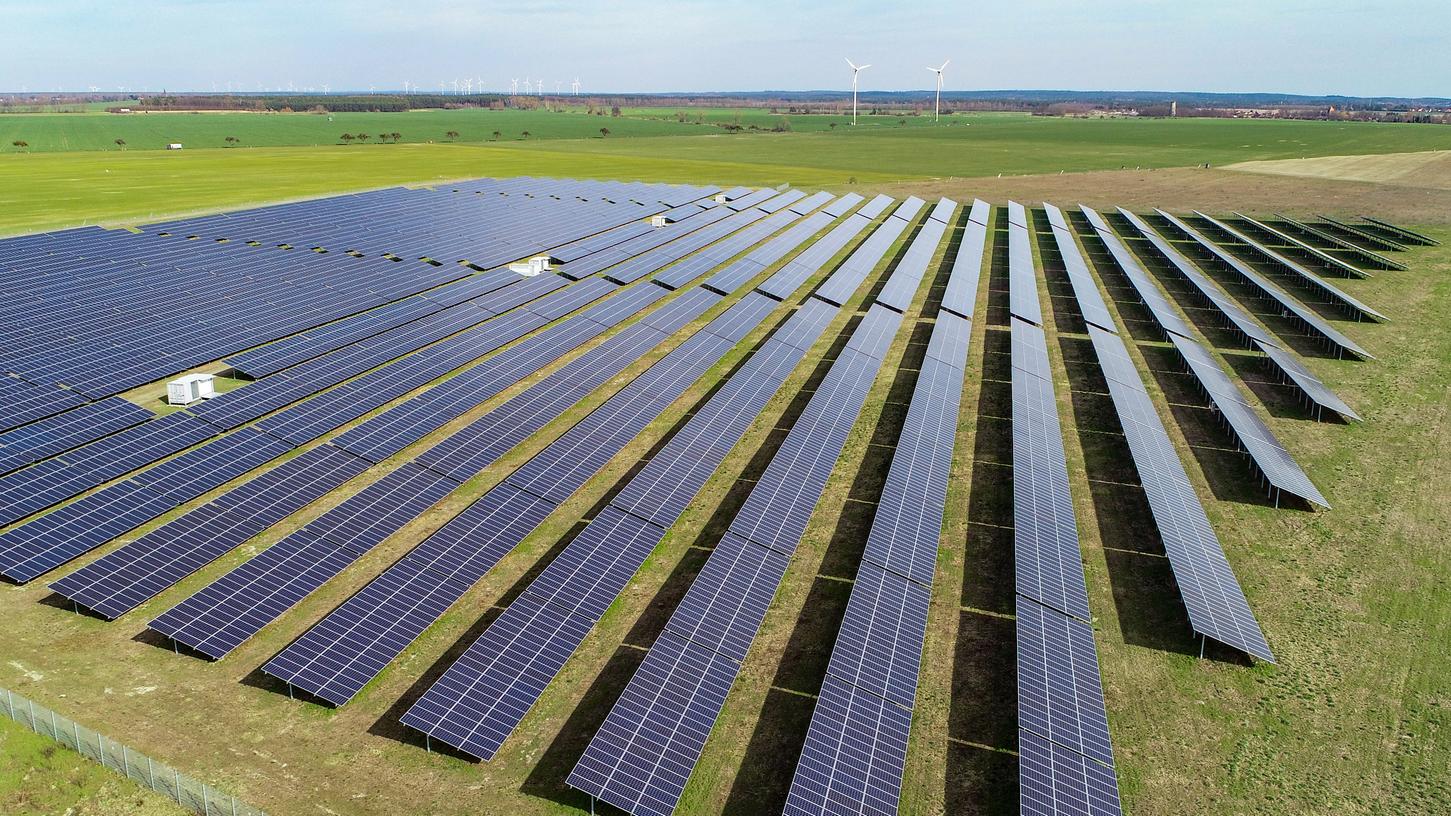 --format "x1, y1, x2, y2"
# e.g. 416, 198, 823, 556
2, 107, 1450, 816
